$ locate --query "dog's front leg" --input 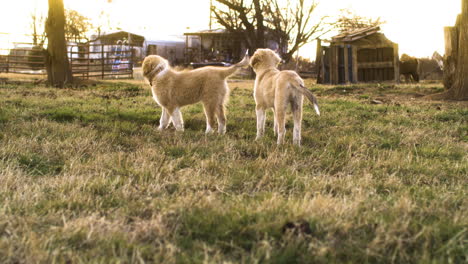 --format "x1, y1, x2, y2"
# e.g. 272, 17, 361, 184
171, 107, 184, 131
158, 108, 171, 130
255, 108, 266, 140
